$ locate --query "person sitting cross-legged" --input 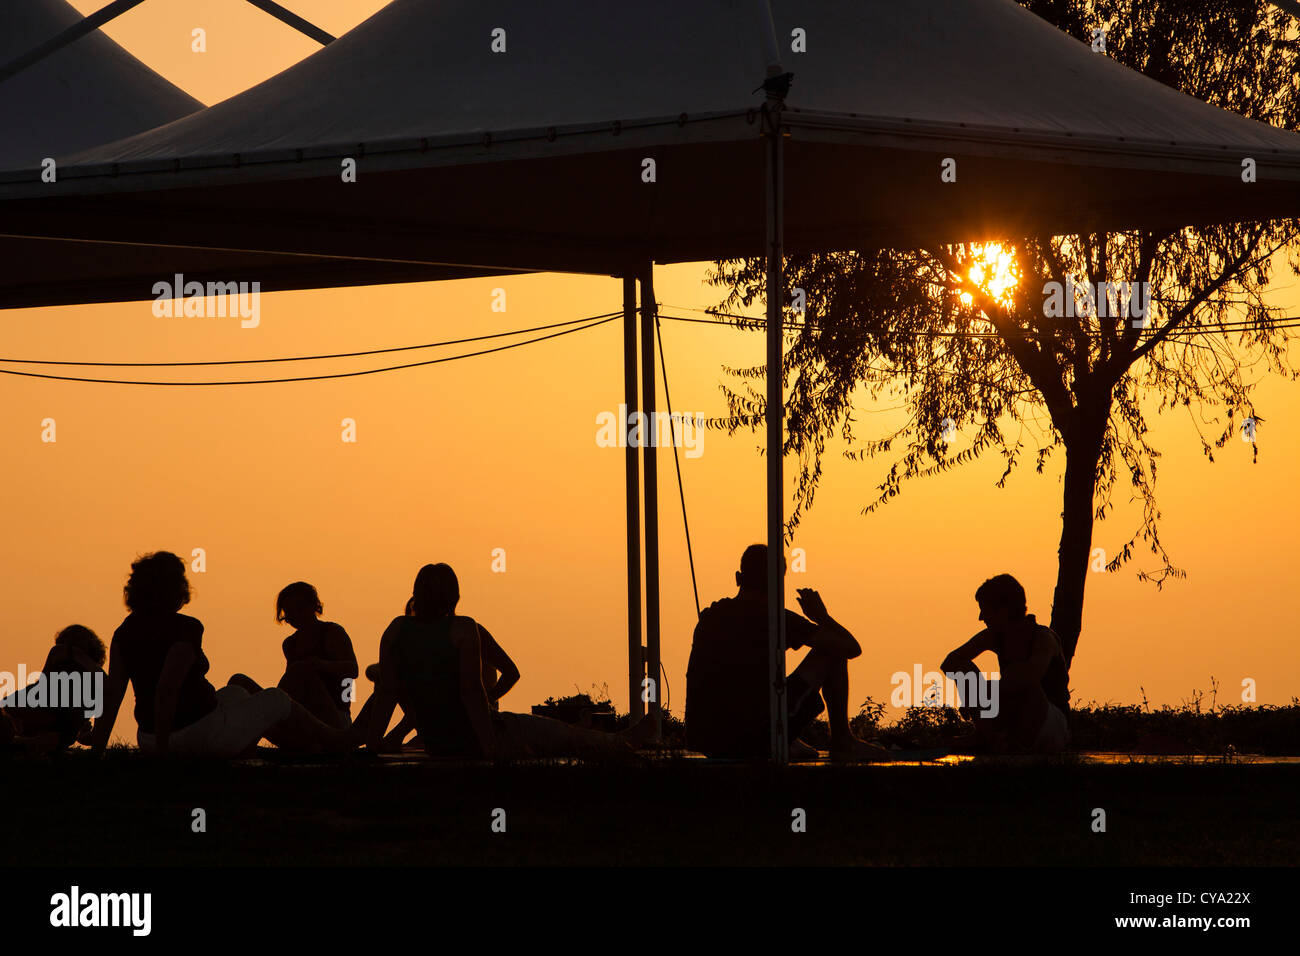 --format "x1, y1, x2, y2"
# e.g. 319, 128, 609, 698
685, 543, 886, 762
